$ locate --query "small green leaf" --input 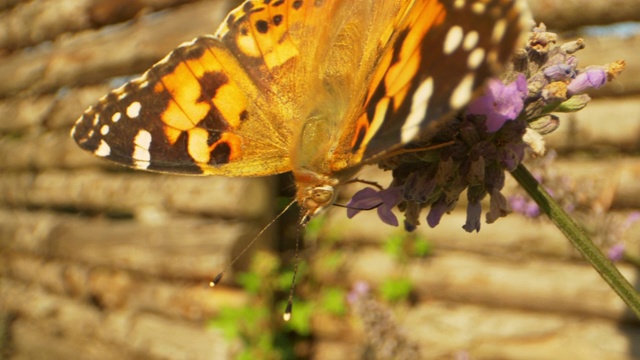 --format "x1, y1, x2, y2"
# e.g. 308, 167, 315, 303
237, 271, 262, 294
283, 300, 314, 336
413, 237, 432, 257
320, 287, 347, 316
380, 278, 413, 302
383, 234, 405, 258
